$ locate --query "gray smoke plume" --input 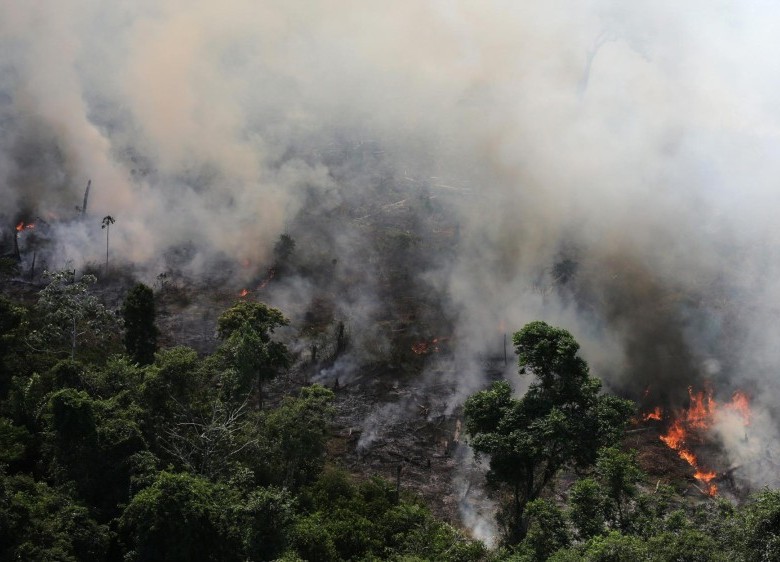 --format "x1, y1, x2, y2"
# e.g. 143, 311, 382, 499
5, 0, 780, 539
